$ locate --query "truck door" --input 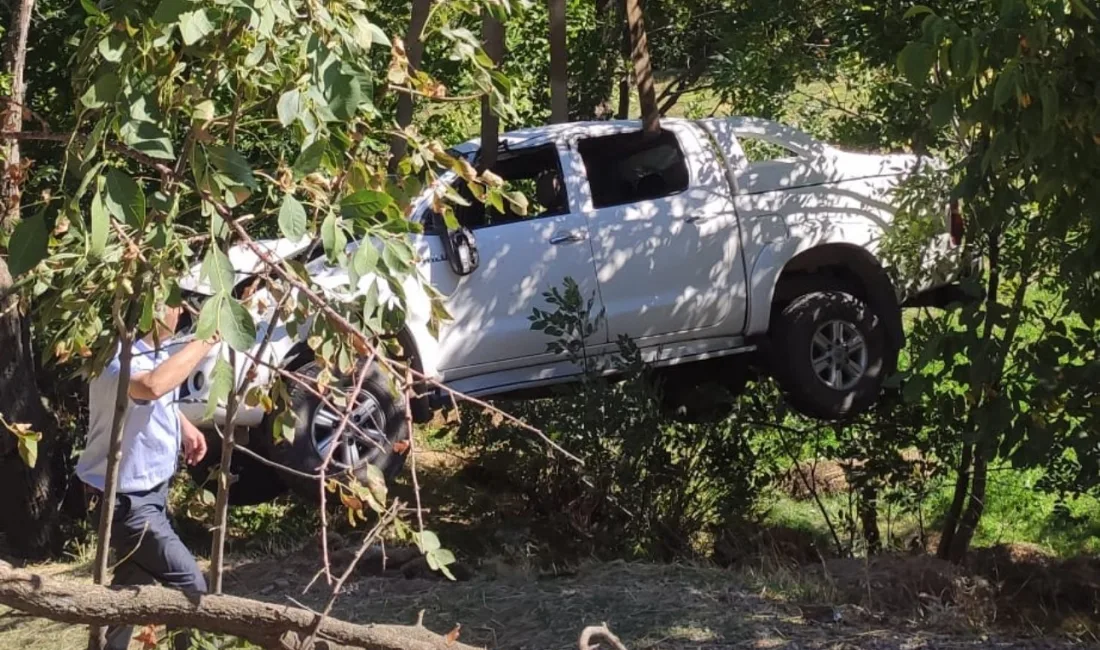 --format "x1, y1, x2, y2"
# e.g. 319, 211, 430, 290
567, 121, 747, 348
